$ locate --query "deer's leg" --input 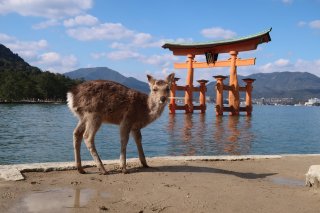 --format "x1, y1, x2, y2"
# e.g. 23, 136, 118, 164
119, 122, 131, 174
83, 115, 107, 175
73, 120, 86, 174
131, 129, 149, 168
